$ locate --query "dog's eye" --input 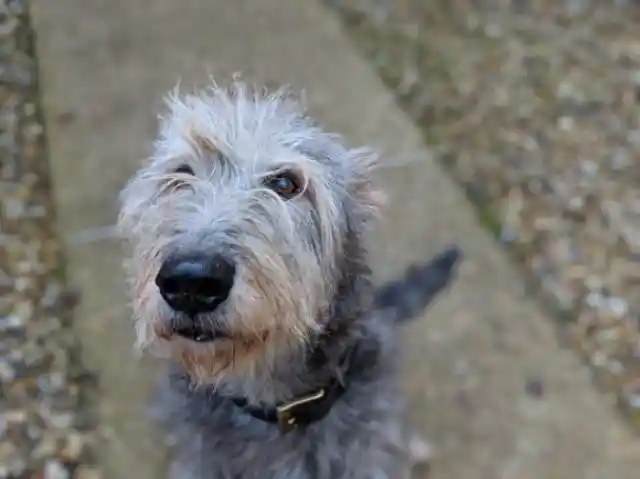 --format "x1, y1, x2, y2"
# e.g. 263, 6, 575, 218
265, 172, 302, 199
174, 164, 194, 175
161, 164, 195, 193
